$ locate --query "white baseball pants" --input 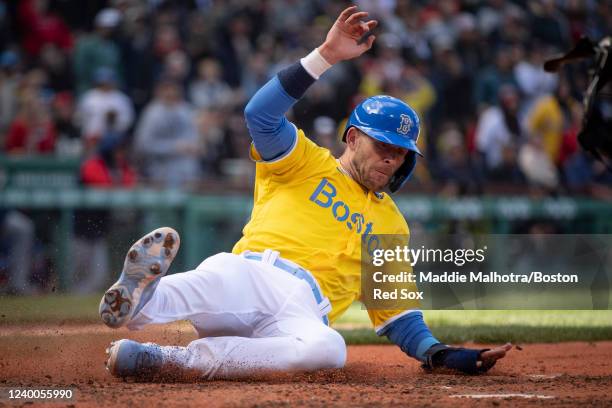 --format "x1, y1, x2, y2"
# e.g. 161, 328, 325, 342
127, 252, 347, 379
